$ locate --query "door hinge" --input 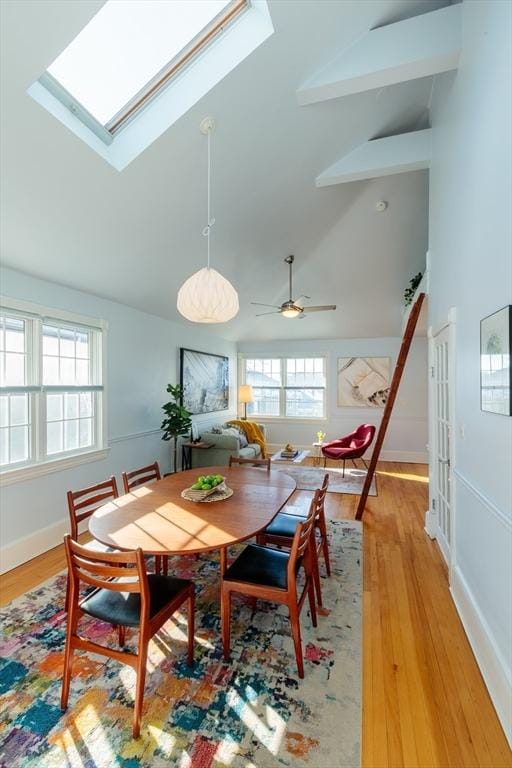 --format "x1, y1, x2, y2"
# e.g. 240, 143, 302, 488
430, 366, 435, 378
432, 498, 436, 511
